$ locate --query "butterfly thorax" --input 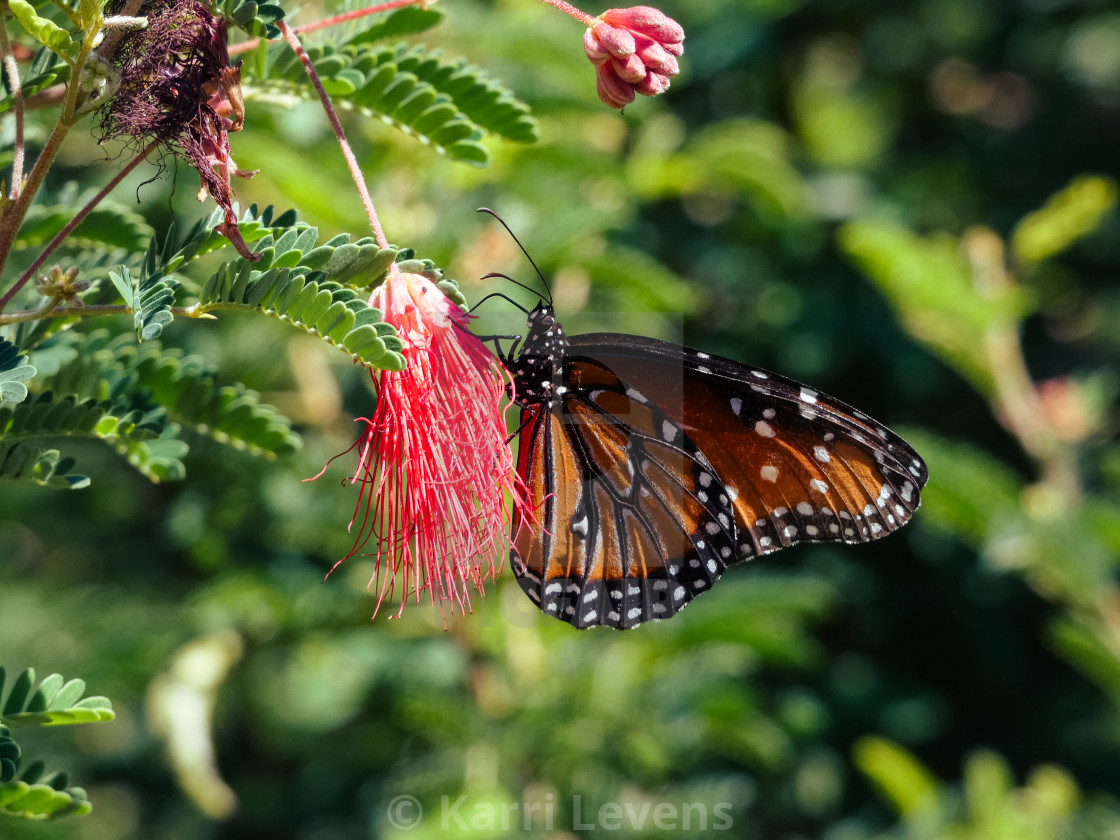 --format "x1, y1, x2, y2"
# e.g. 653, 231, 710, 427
508, 304, 570, 408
